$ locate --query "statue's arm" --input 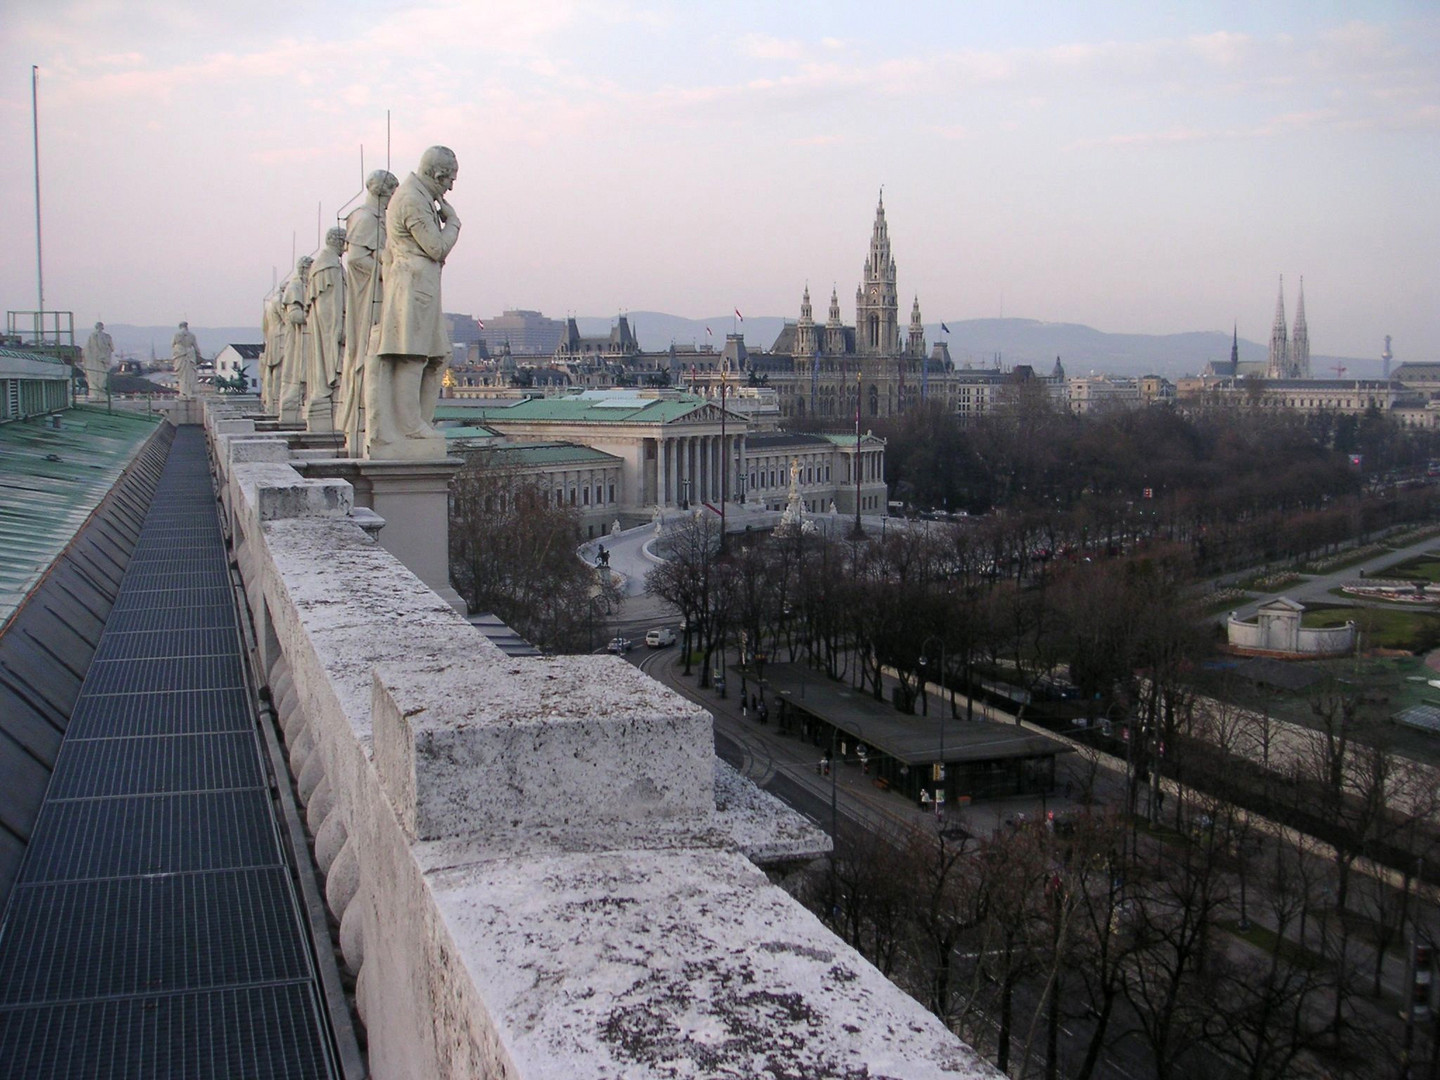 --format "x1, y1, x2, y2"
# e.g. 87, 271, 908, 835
401, 195, 460, 263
